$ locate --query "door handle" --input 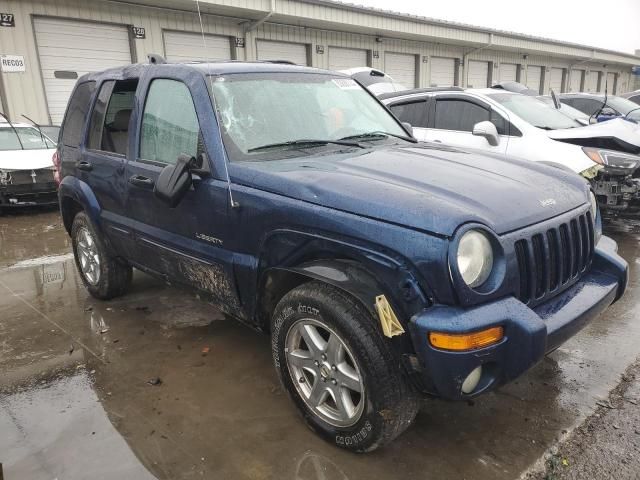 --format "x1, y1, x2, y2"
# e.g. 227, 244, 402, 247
76, 161, 93, 171
128, 175, 155, 189
433, 139, 442, 143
